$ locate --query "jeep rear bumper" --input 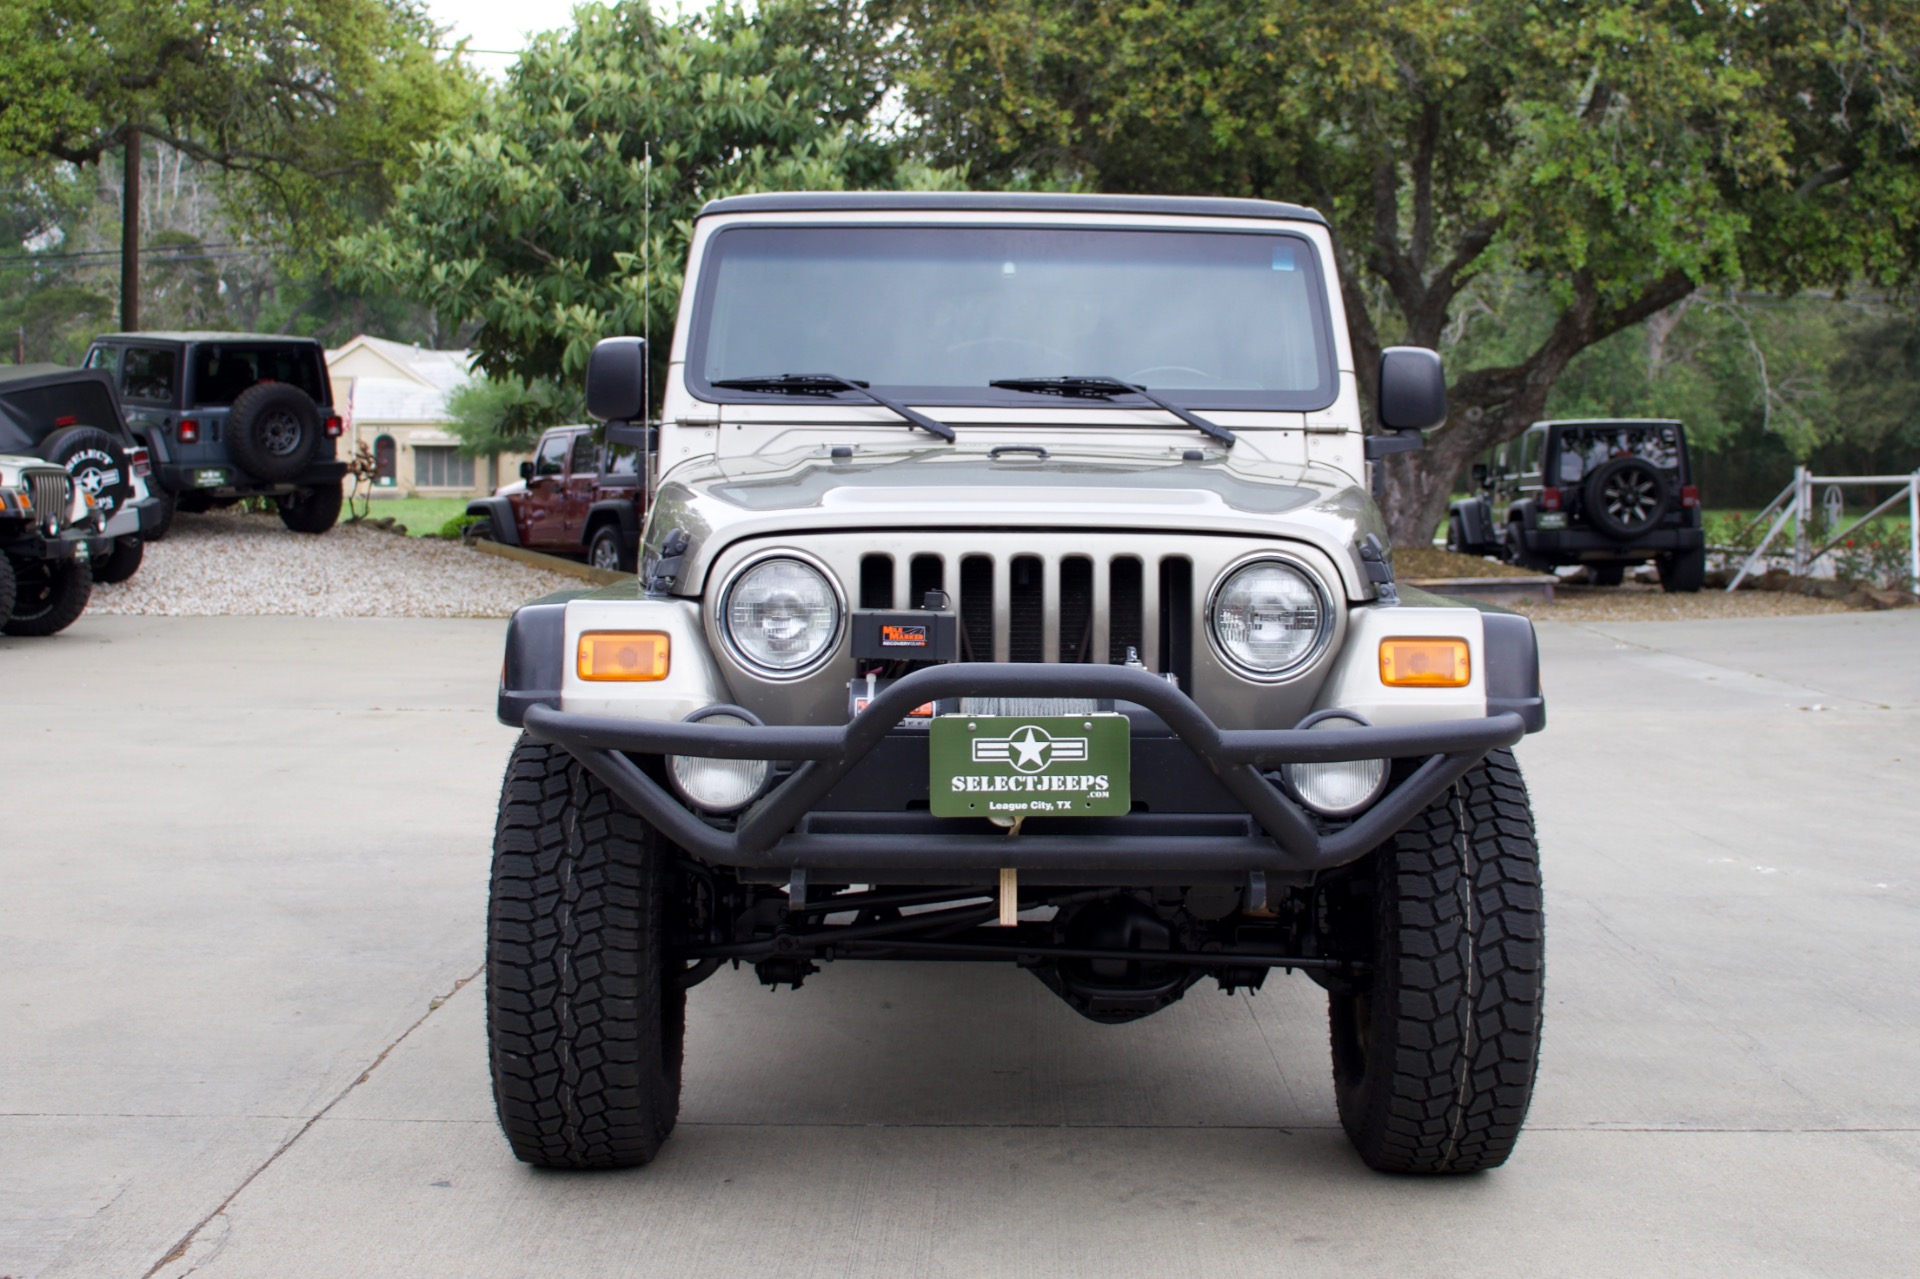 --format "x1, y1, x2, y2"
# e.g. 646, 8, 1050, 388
1527, 525, 1705, 556
155, 459, 348, 494
515, 662, 1541, 882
